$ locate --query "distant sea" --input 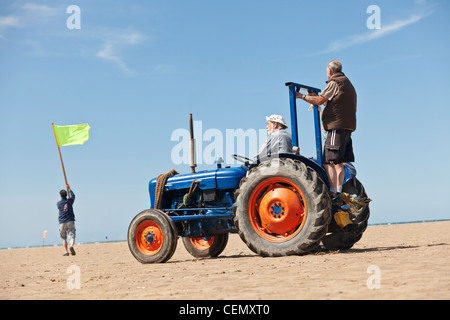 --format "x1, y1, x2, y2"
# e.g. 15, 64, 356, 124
1, 219, 449, 250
